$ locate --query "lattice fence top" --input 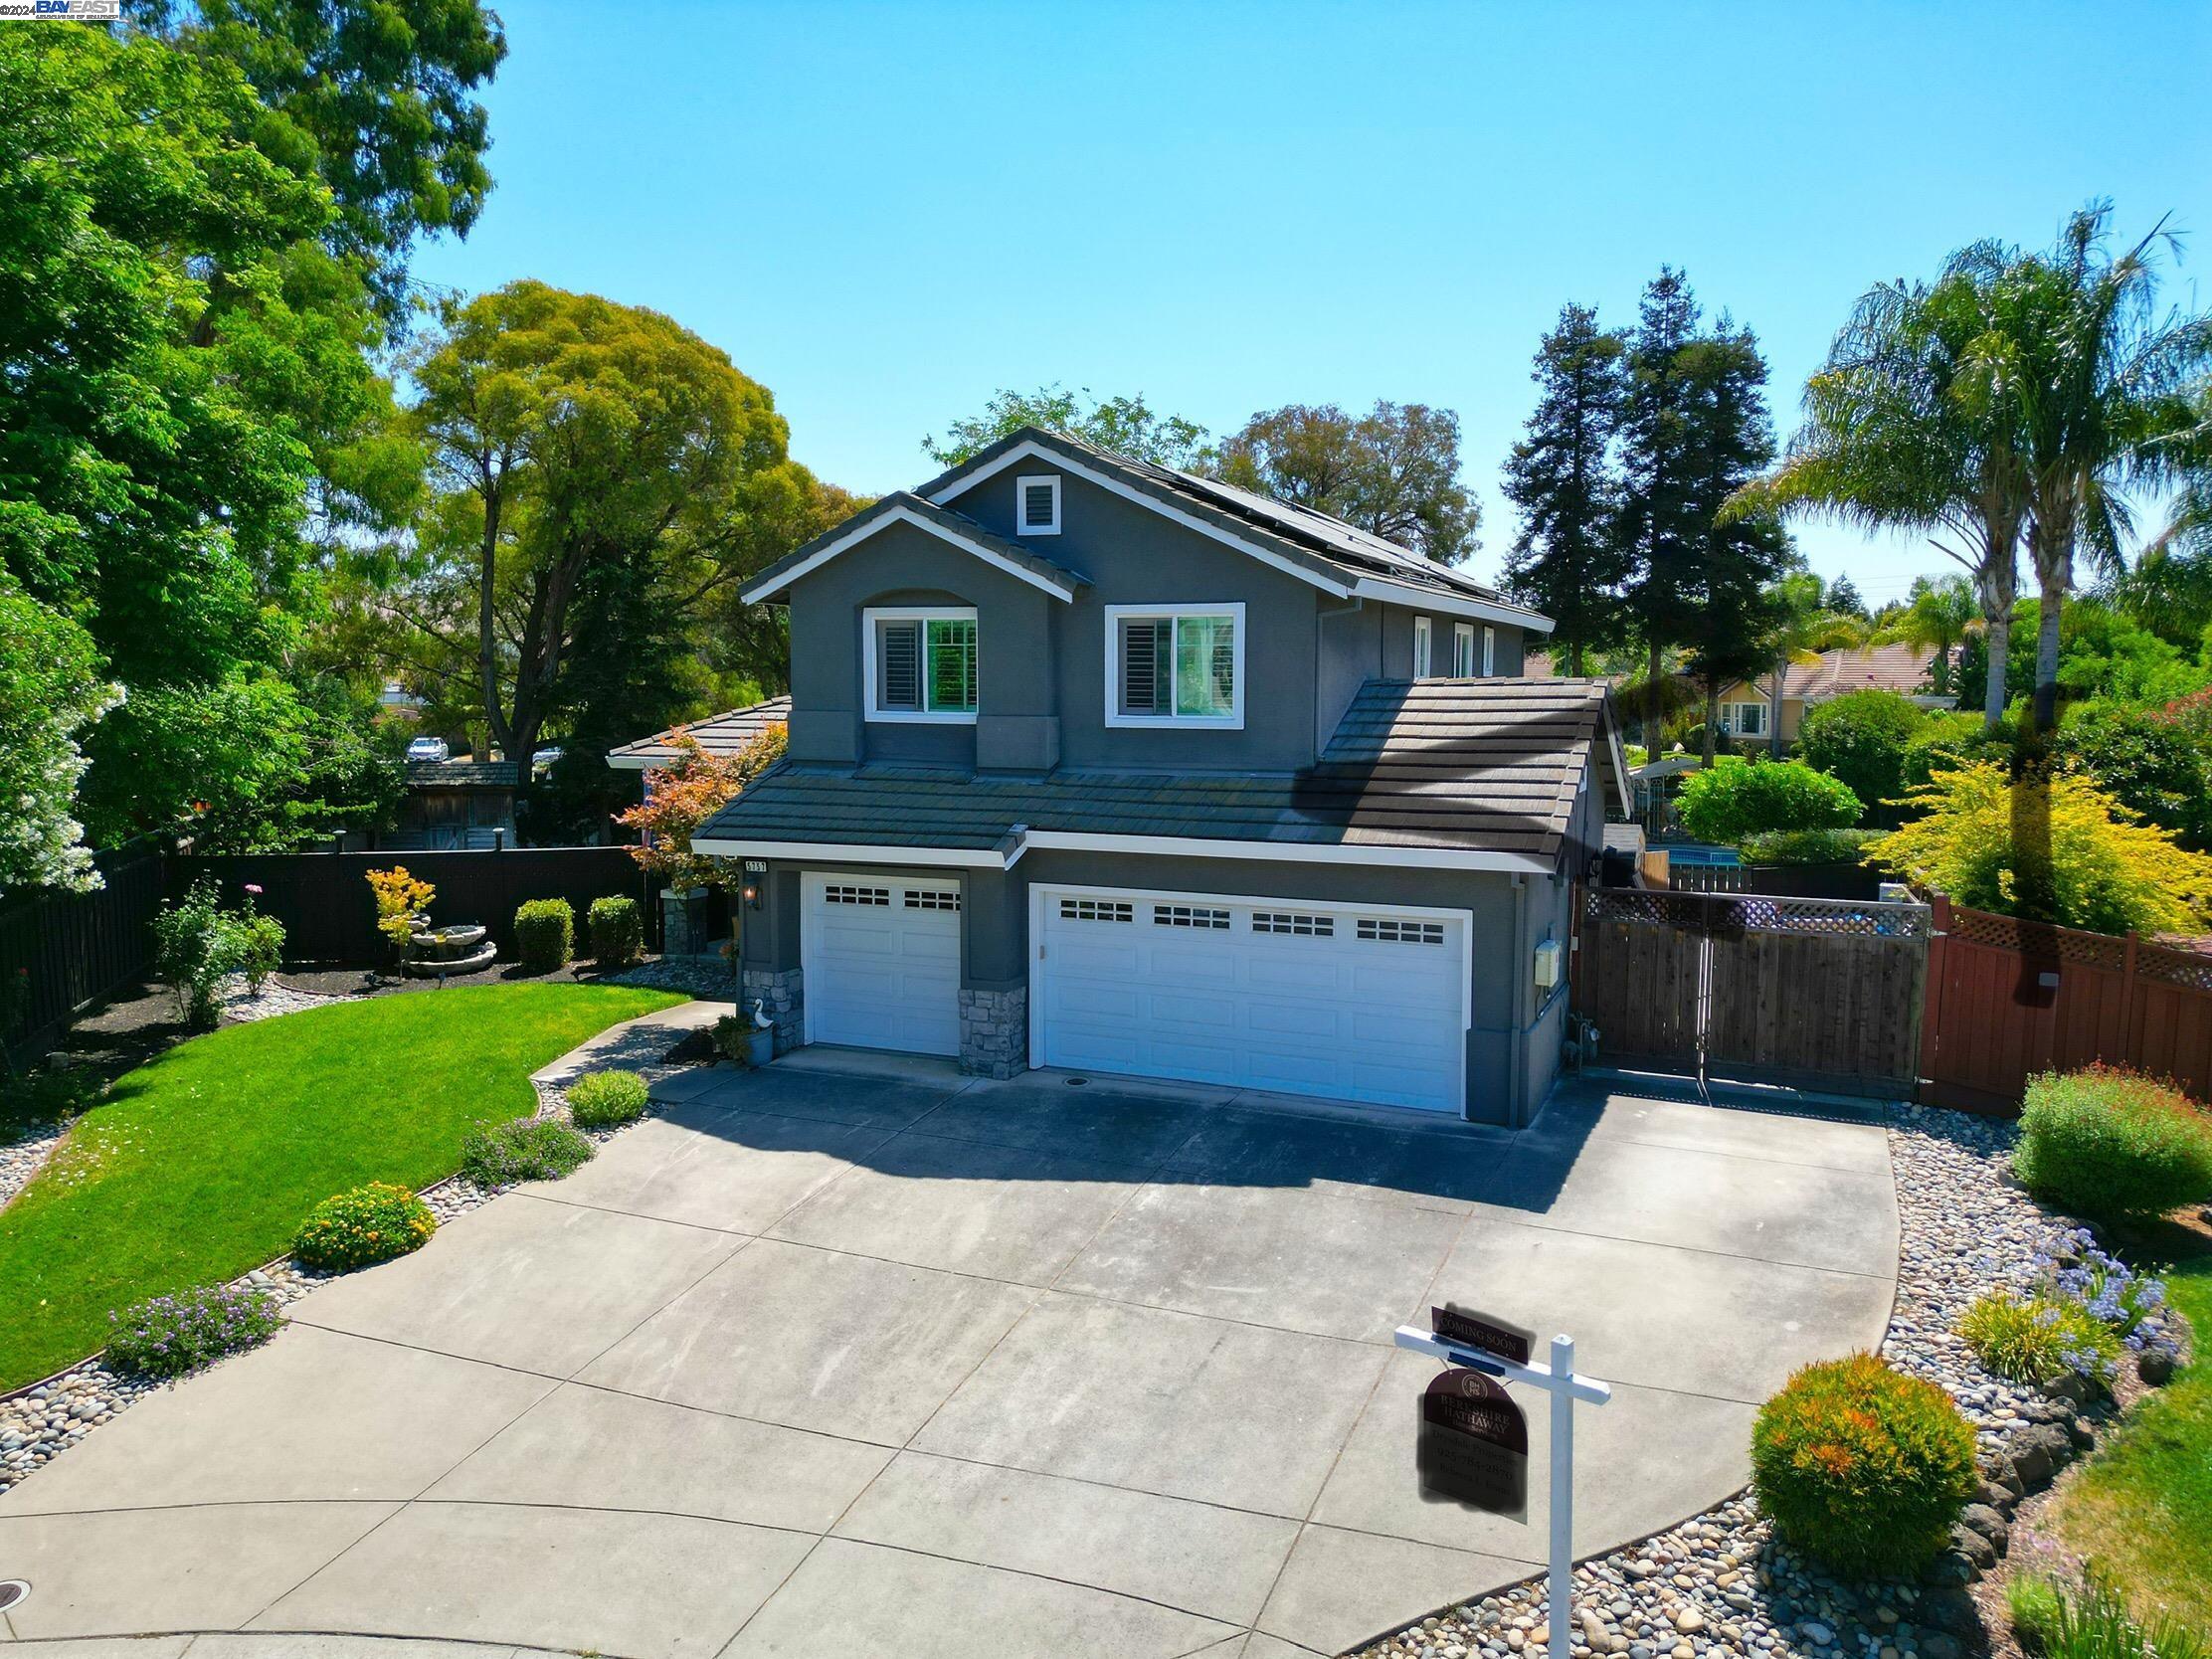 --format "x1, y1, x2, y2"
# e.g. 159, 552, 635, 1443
1583, 886, 1931, 940
2139, 940, 2212, 994
1944, 904, 2129, 970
